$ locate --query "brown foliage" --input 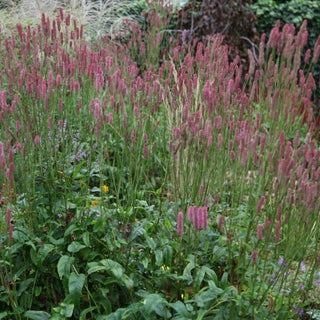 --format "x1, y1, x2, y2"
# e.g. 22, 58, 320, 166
175, 0, 260, 63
